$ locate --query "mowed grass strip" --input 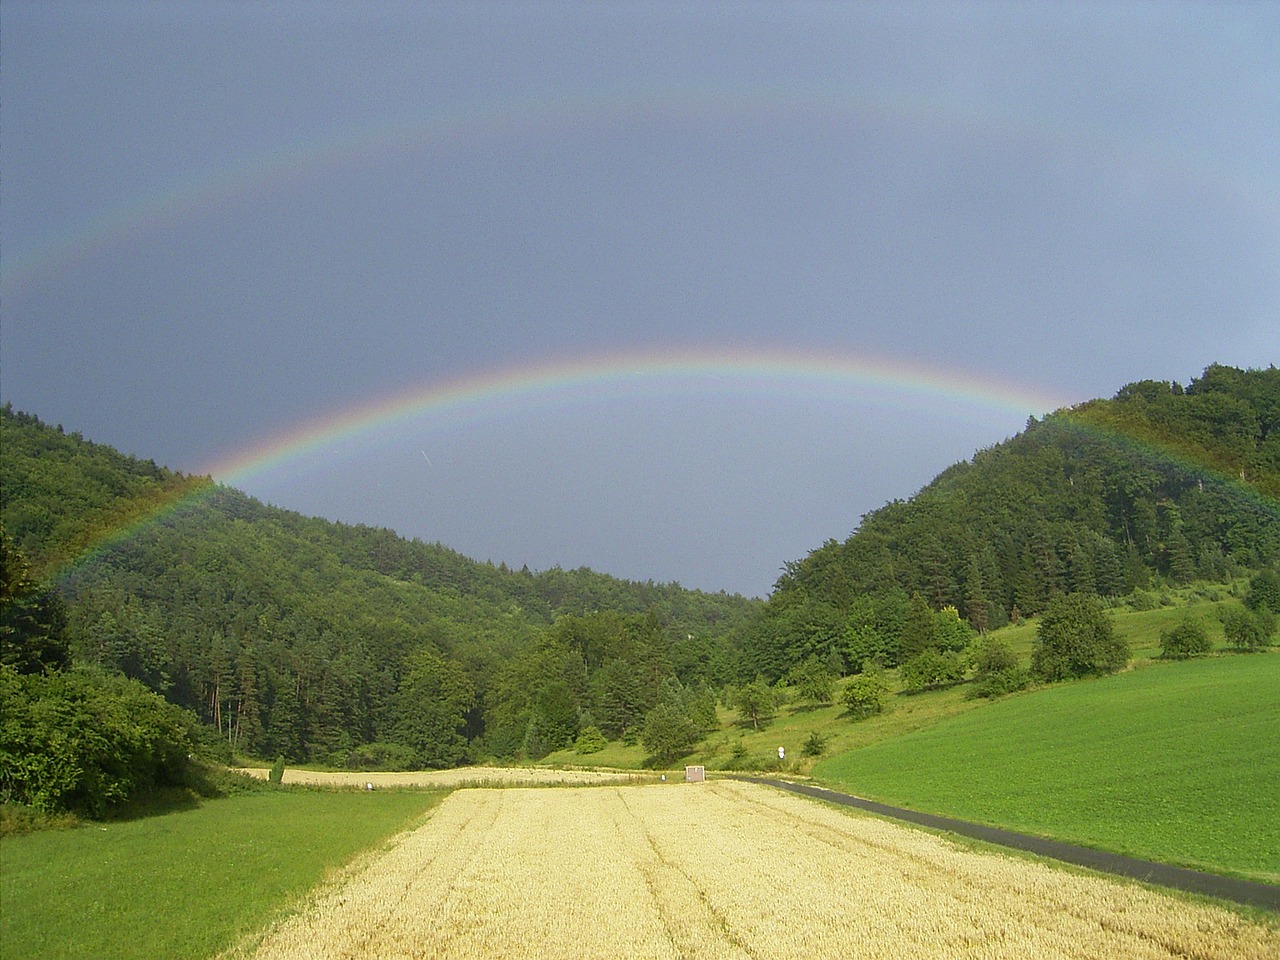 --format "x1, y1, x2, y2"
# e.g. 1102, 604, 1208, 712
816, 654, 1280, 882
0, 788, 444, 960
244, 781, 1277, 960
